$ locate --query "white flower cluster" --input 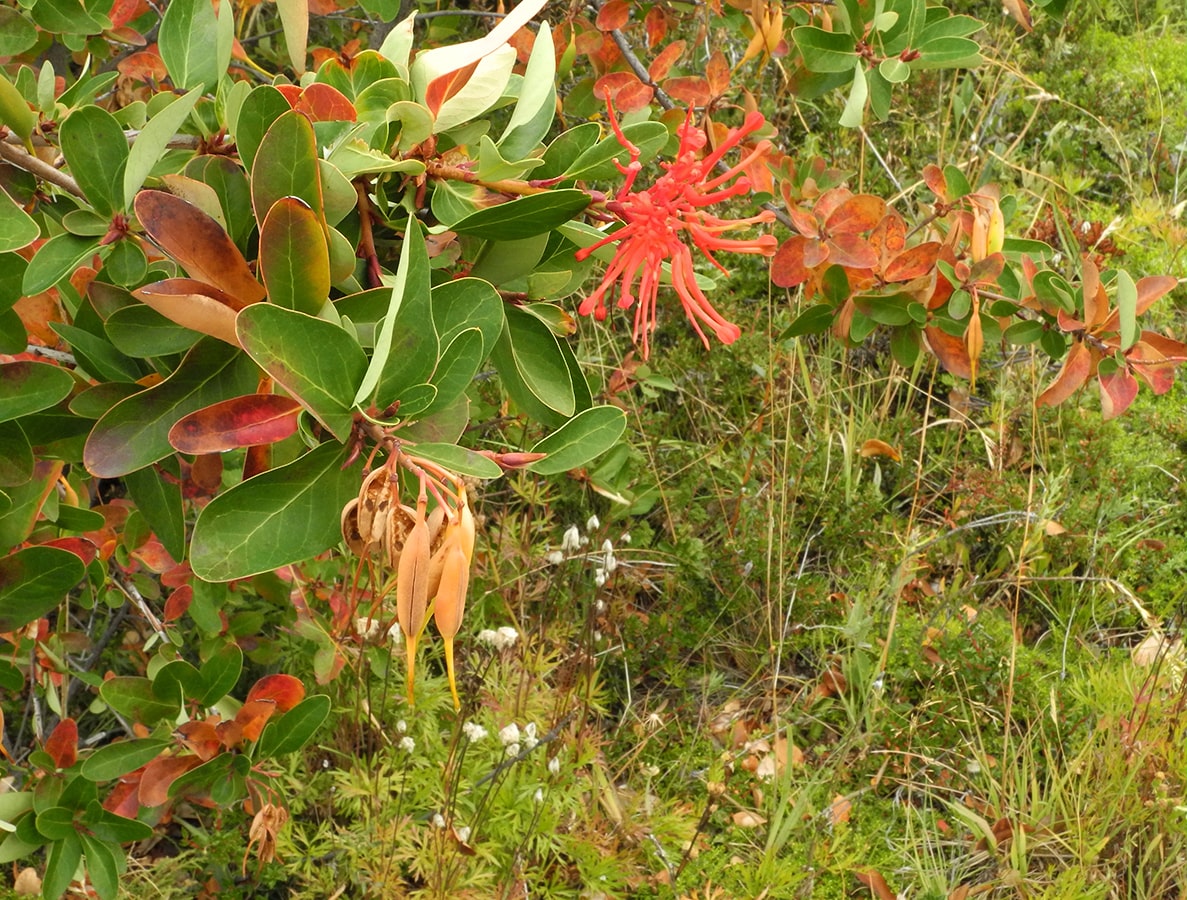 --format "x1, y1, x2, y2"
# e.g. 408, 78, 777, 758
498, 721, 539, 758
462, 721, 488, 742
476, 626, 519, 650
